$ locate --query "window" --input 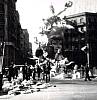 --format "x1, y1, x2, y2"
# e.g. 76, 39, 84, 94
80, 18, 84, 23
0, 14, 4, 23
0, 4, 4, 12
